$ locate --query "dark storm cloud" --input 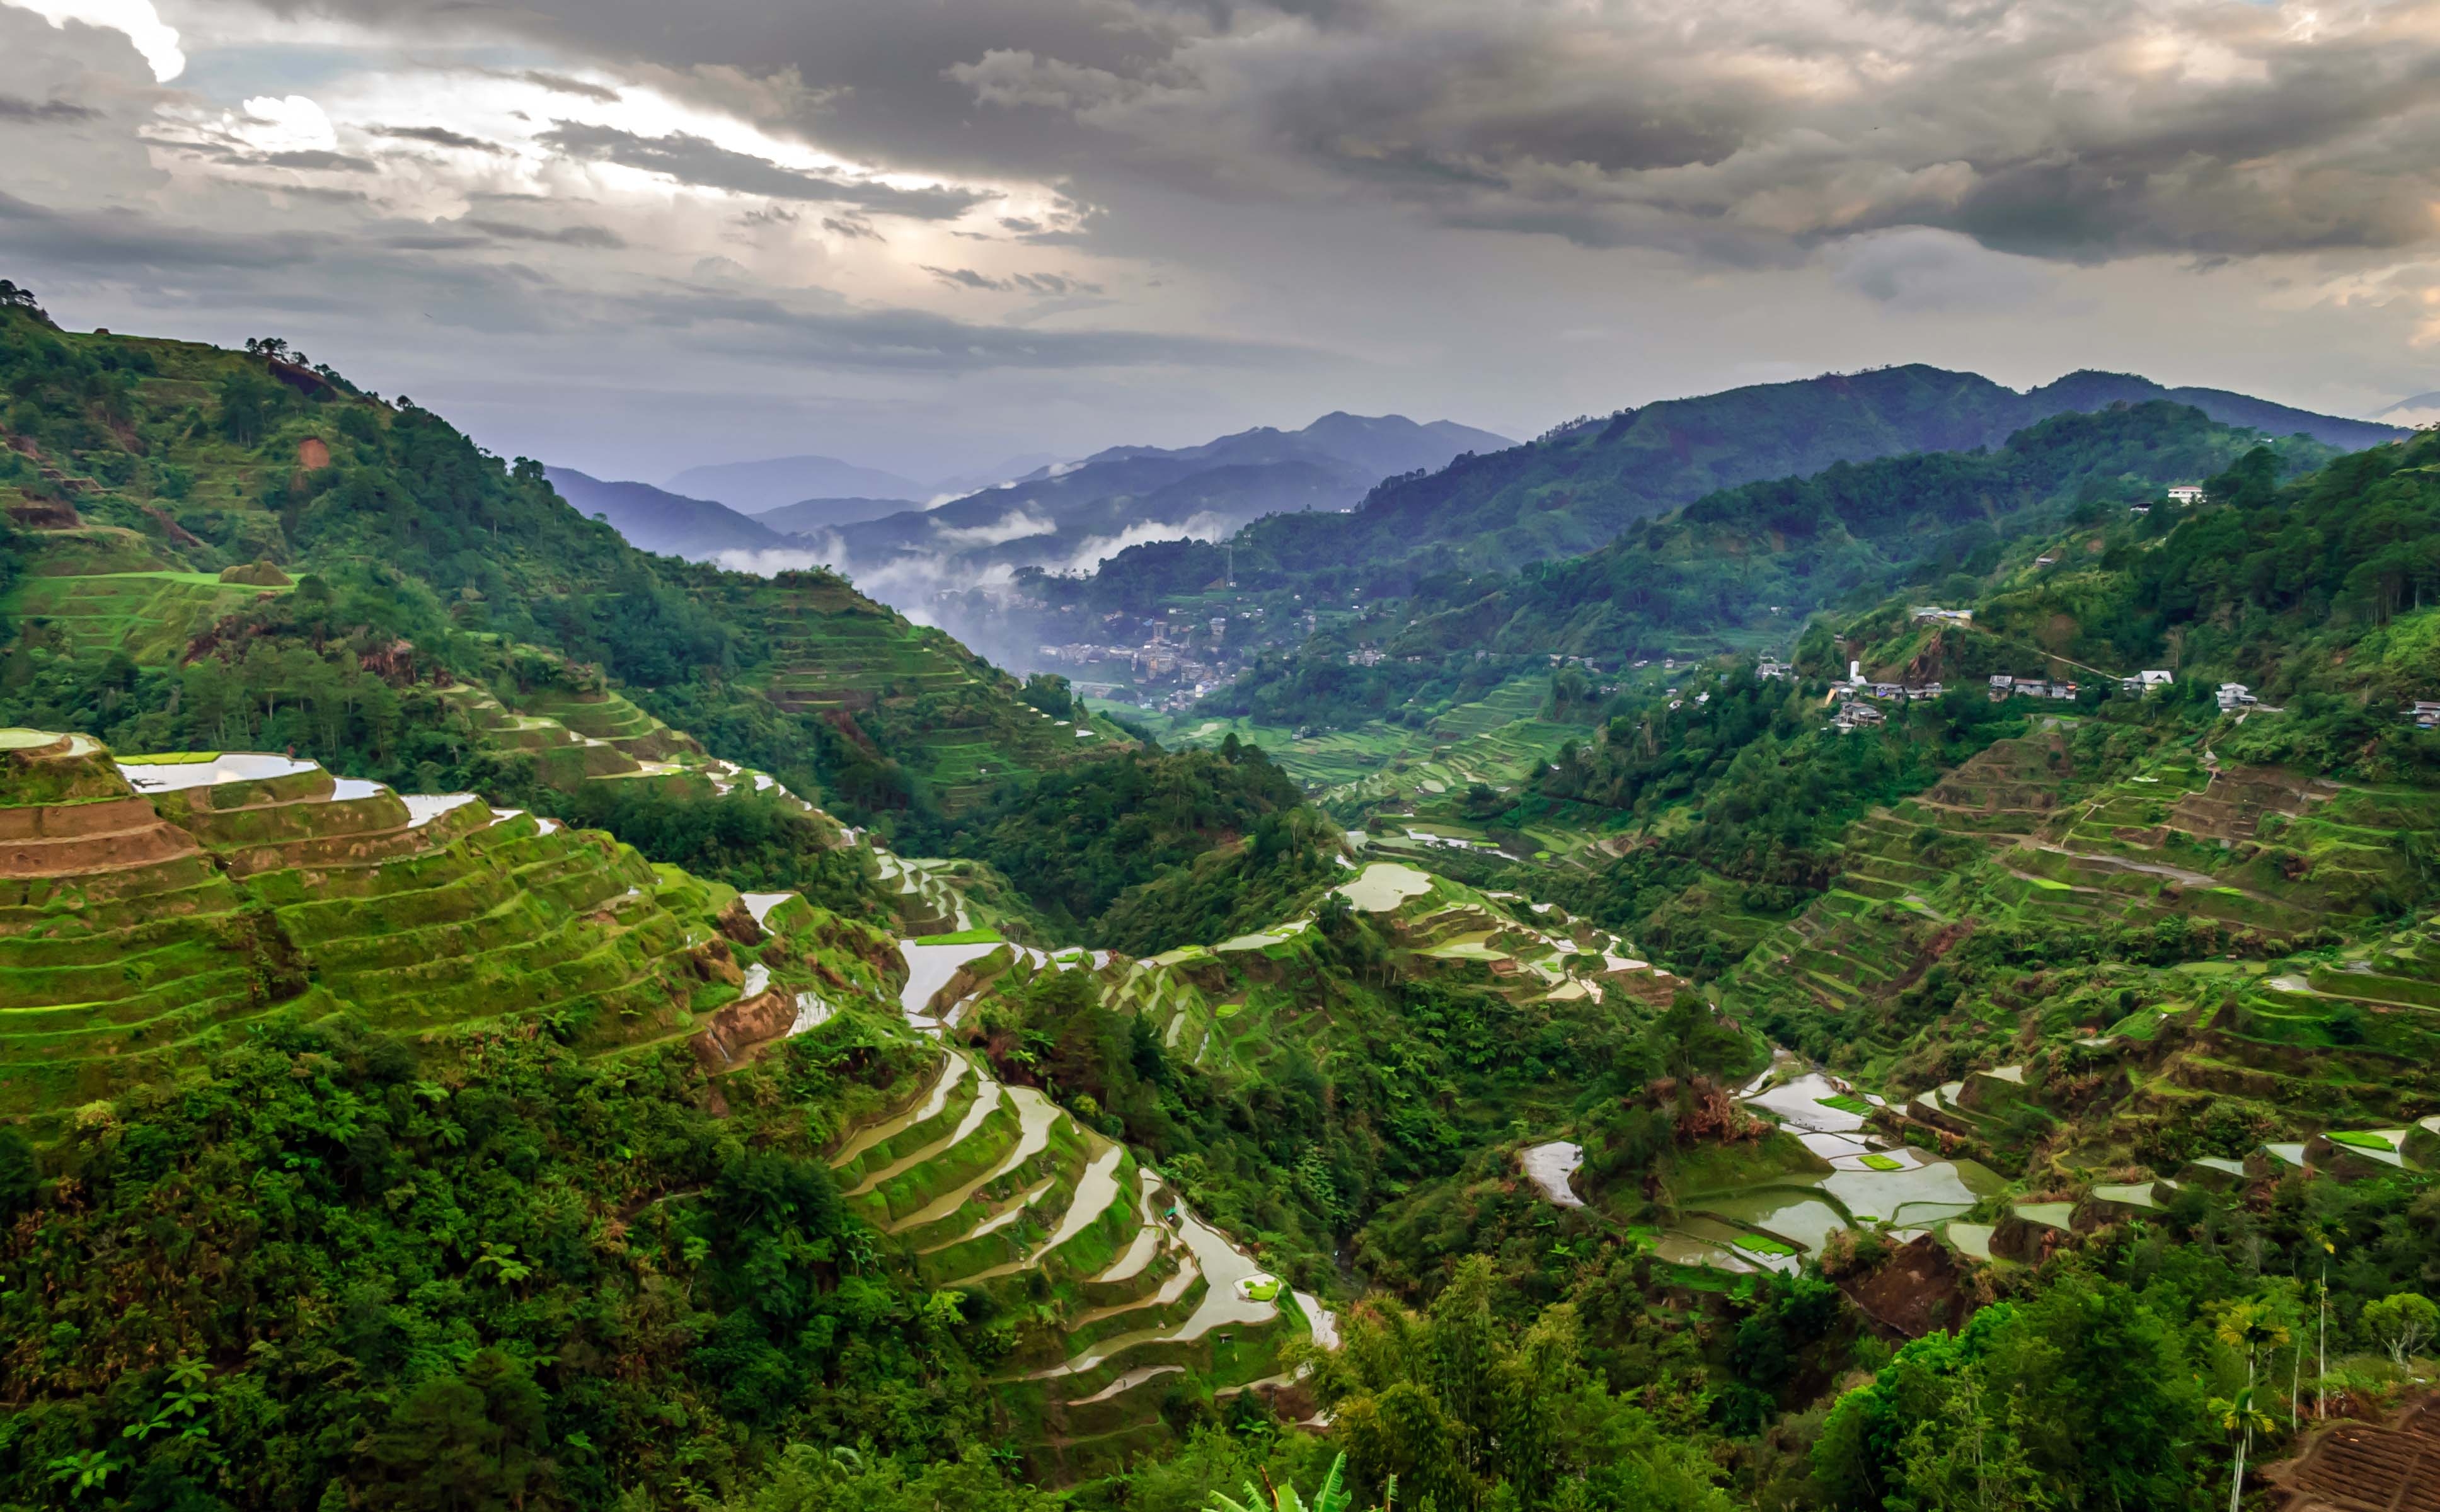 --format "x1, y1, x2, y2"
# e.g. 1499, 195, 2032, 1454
265, 149, 377, 172
369, 124, 509, 154
463, 219, 626, 248
924, 265, 1102, 294
929, 0, 2440, 263
926, 264, 1009, 290
277, 0, 2440, 265
0, 190, 316, 270
212, 0, 2440, 270
0, 96, 103, 123
621, 283, 1307, 372
521, 69, 621, 103
537, 121, 990, 219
